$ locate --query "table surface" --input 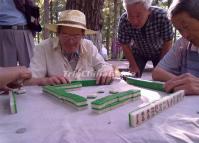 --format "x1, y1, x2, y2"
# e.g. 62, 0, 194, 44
0, 79, 199, 143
